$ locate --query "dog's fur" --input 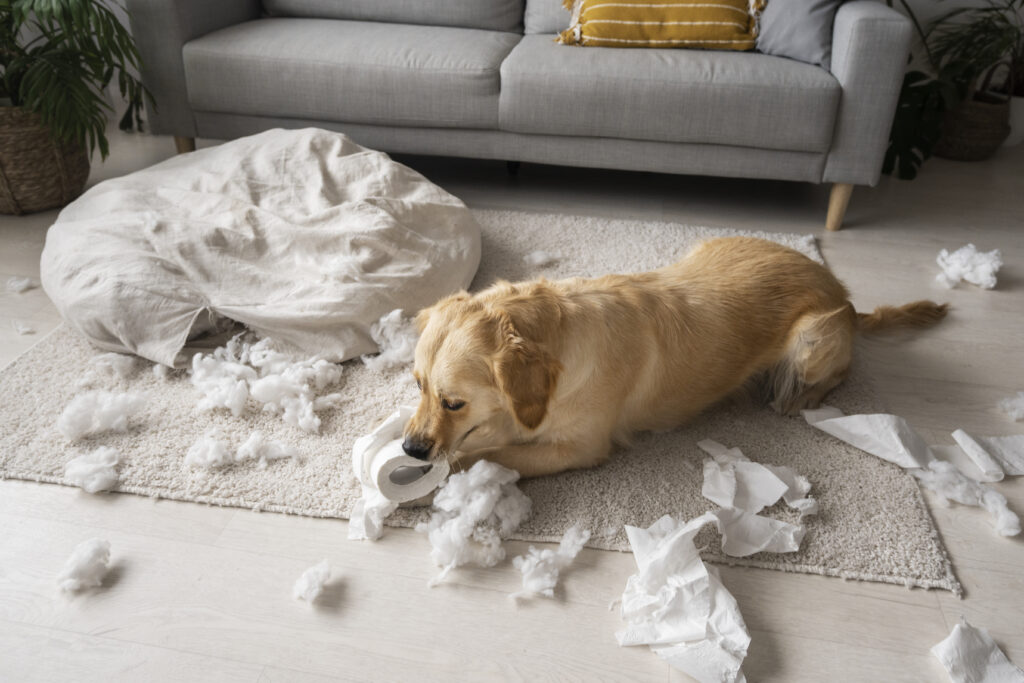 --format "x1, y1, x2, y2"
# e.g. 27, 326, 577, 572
404, 237, 947, 478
